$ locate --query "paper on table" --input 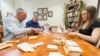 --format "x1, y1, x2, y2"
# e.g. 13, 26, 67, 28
65, 40, 79, 47
0, 42, 7, 47
53, 39, 63, 46
29, 36, 38, 39
63, 45, 83, 56
68, 46, 83, 52
0, 43, 13, 49
53, 39, 61, 43
30, 42, 44, 48
47, 45, 58, 50
17, 42, 34, 52
6, 40, 19, 43
49, 52, 64, 56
